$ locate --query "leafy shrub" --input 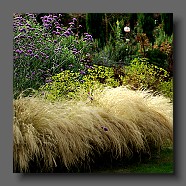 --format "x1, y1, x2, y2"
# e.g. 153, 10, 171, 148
145, 48, 168, 70
157, 78, 173, 101
39, 65, 121, 101
40, 70, 81, 100
153, 23, 173, 47
122, 58, 173, 100
40, 57, 173, 101
93, 19, 137, 66
151, 23, 173, 72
